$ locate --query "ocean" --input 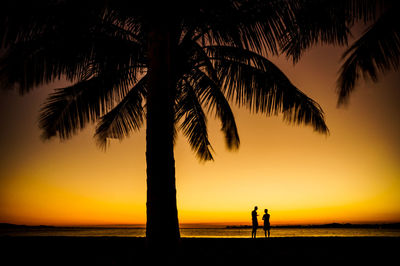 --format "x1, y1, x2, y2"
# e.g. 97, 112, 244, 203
2, 227, 400, 238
